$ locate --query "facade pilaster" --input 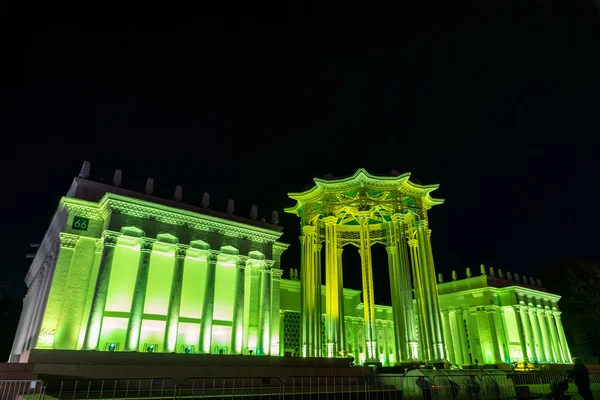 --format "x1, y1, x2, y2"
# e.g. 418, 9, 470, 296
230, 257, 246, 354
125, 238, 155, 351
493, 306, 509, 363
10, 269, 44, 360
270, 268, 282, 355
421, 223, 445, 361
358, 211, 377, 361
199, 252, 218, 353
164, 245, 187, 353
554, 312, 571, 362
441, 310, 455, 365
520, 306, 538, 361
300, 224, 319, 357
485, 306, 502, 364
257, 261, 272, 355
528, 306, 545, 362
513, 306, 529, 362
83, 231, 120, 350
546, 310, 564, 362
449, 308, 467, 366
